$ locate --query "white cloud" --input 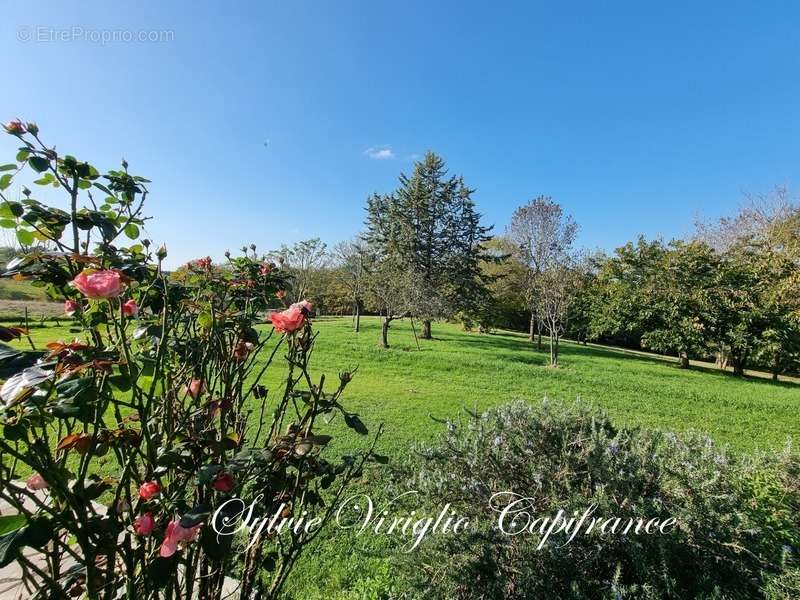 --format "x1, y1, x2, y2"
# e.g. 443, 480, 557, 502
364, 146, 395, 160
